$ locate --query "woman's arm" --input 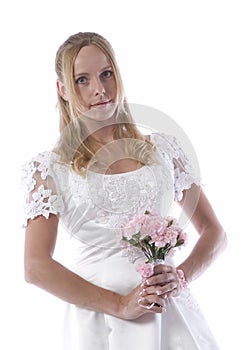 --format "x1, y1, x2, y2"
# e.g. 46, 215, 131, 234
176, 184, 227, 283
140, 185, 227, 298
24, 214, 166, 319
